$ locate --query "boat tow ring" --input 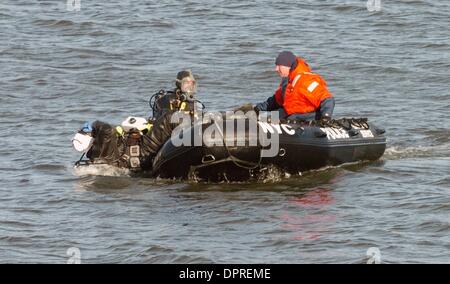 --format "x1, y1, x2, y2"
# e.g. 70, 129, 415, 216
202, 154, 216, 164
